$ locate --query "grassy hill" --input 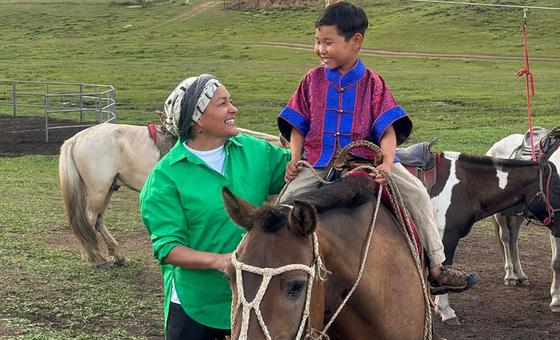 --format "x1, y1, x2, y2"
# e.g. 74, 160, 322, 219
1, 0, 559, 152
